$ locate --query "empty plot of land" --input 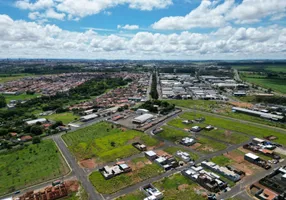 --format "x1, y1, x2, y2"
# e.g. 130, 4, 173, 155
153, 174, 206, 200
0, 140, 69, 195
180, 112, 286, 146
89, 157, 164, 194
194, 137, 227, 153
62, 122, 159, 163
